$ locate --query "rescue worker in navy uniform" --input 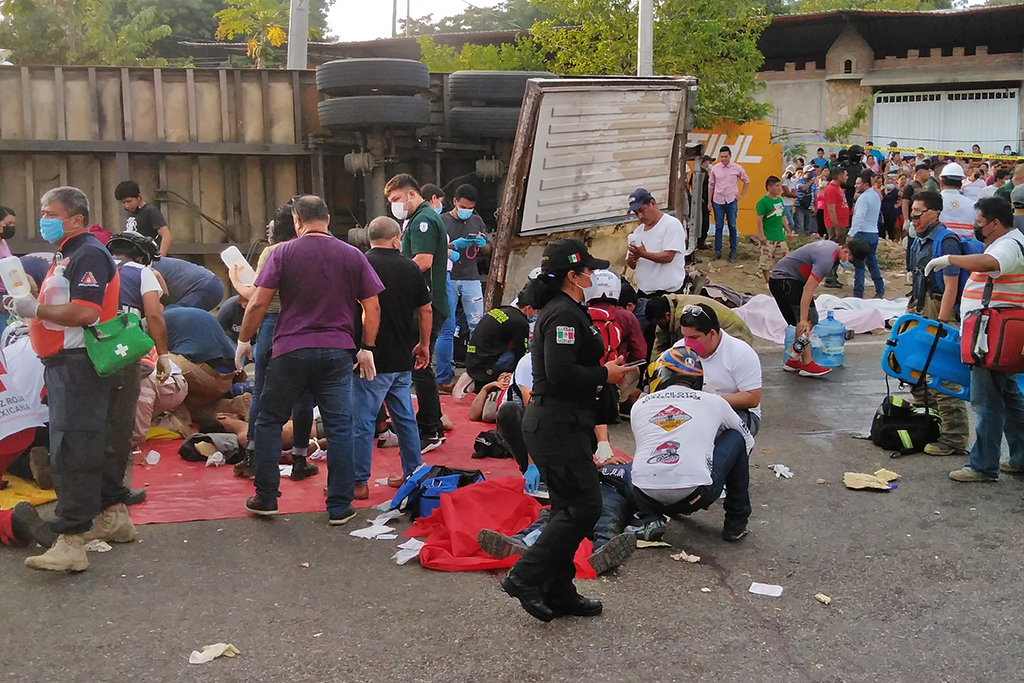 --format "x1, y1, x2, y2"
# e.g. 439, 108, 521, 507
500, 238, 629, 622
